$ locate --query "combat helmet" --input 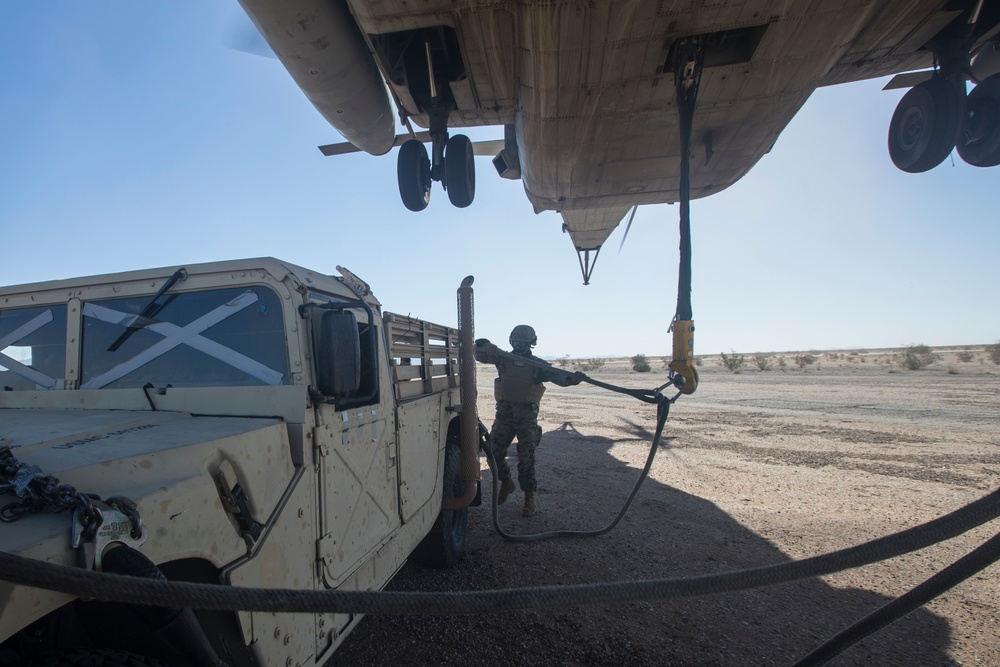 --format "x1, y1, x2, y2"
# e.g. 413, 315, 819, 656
509, 324, 537, 348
